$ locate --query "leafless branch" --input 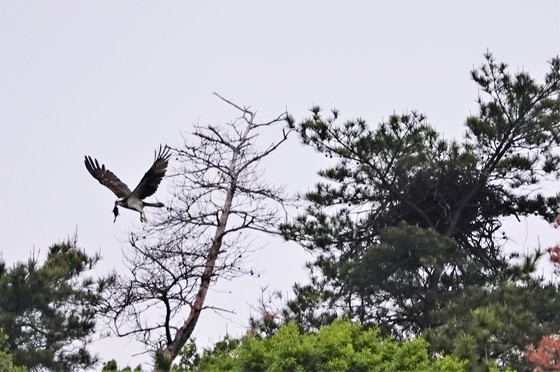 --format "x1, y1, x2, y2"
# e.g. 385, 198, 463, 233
100, 95, 293, 368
